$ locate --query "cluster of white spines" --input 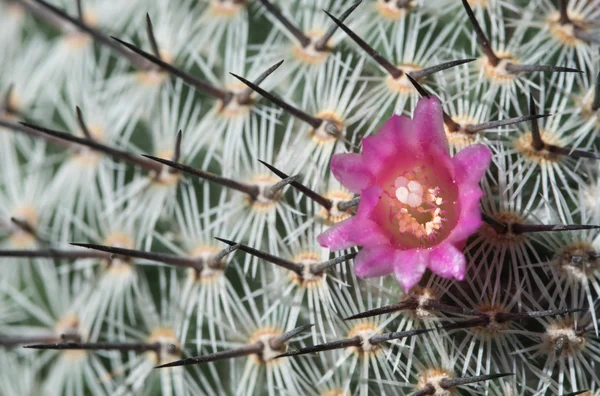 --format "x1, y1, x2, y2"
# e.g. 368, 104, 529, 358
1, 0, 599, 395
